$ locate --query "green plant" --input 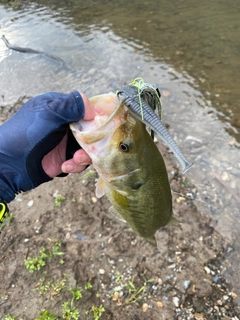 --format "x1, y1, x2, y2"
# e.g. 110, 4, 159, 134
25, 247, 48, 272
25, 240, 64, 273
4, 315, 16, 320
55, 195, 66, 207
62, 302, 80, 320
69, 286, 82, 308
113, 272, 154, 305
36, 272, 66, 297
35, 310, 58, 320
91, 305, 105, 320
51, 275, 67, 297
84, 282, 93, 290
